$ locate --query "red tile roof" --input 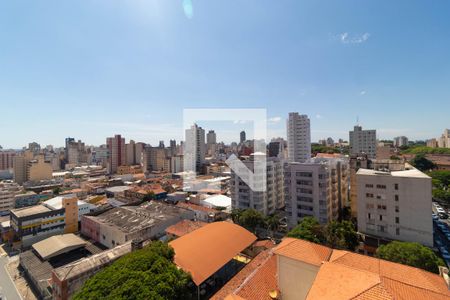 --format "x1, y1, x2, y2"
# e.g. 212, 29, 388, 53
169, 222, 257, 286
165, 220, 207, 238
